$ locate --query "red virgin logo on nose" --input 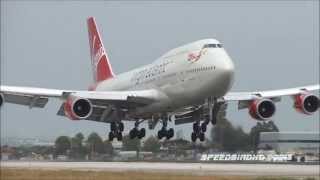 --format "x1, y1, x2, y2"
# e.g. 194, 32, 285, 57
188, 53, 201, 62
187, 49, 206, 62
